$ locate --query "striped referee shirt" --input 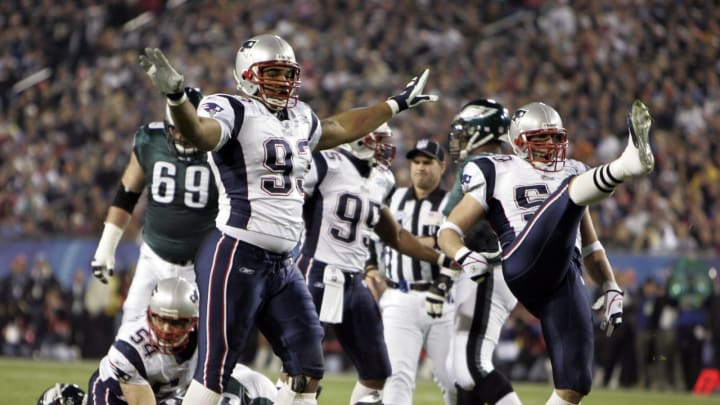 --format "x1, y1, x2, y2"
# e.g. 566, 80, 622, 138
383, 186, 448, 283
